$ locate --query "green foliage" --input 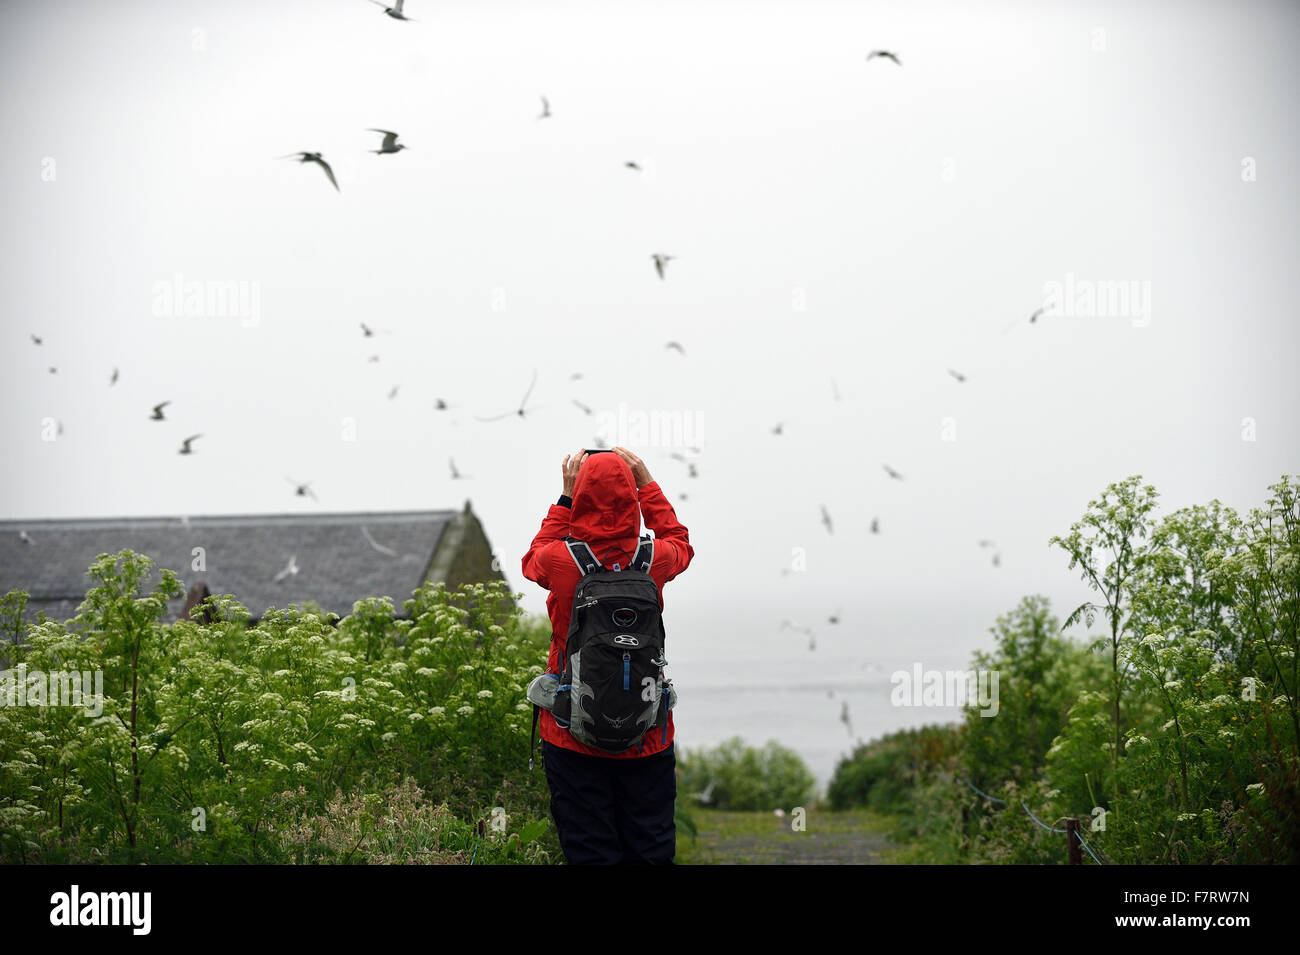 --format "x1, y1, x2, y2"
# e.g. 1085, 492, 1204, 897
831, 474, 1300, 865
0, 550, 559, 864
678, 737, 815, 812
827, 724, 961, 814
